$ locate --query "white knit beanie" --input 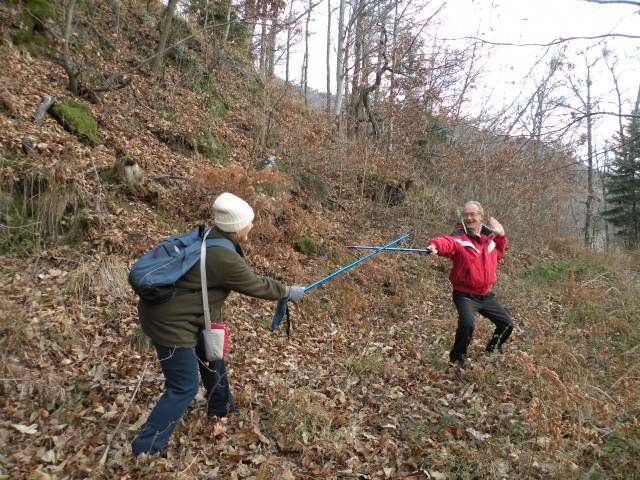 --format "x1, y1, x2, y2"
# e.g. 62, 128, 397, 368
213, 192, 255, 232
